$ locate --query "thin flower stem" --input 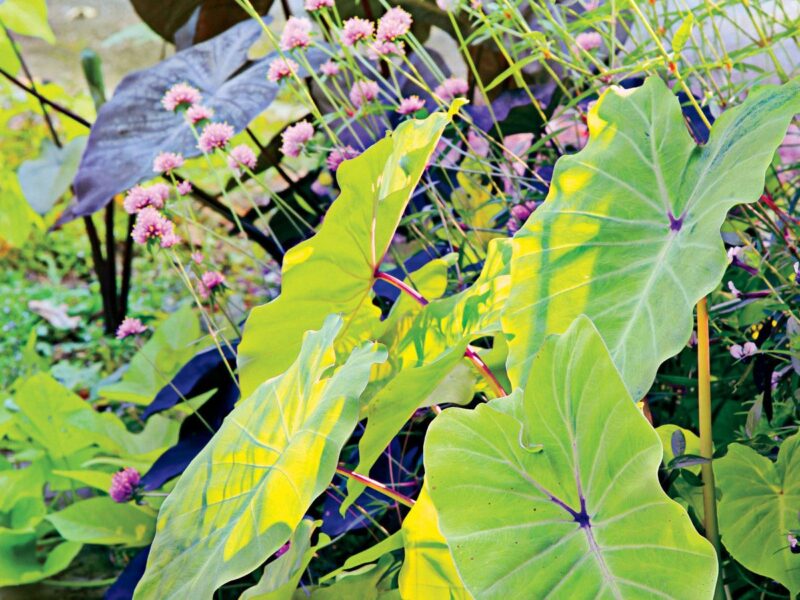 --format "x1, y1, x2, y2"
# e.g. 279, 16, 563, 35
335, 467, 414, 508
375, 271, 508, 398
696, 297, 725, 600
